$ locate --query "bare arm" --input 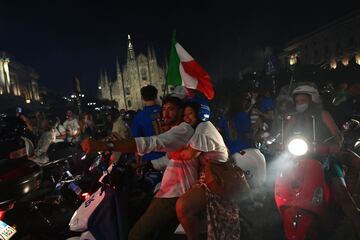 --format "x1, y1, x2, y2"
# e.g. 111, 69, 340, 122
81, 138, 138, 154
253, 108, 273, 121
261, 109, 274, 120
20, 115, 33, 132
169, 145, 201, 161
322, 111, 344, 147
81, 123, 194, 154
